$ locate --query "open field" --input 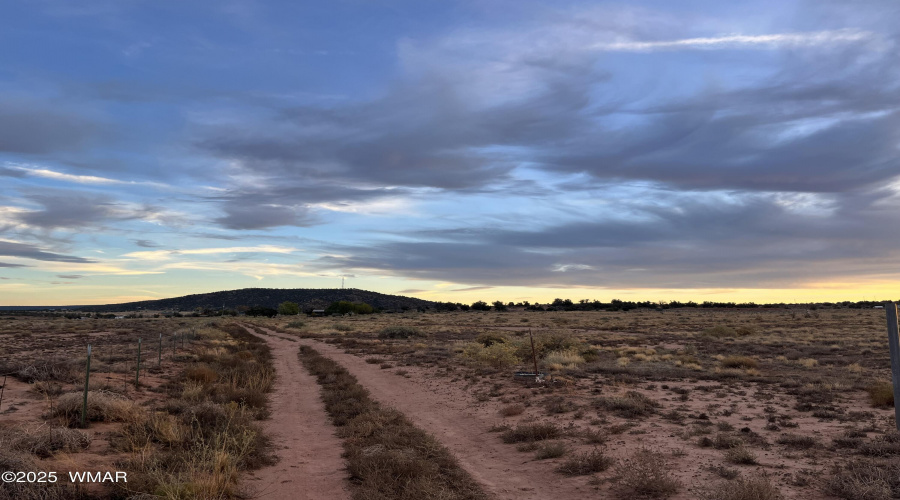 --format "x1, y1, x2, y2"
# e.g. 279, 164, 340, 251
0, 316, 276, 499
2, 307, 898, 500
249, 307, 898, 500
